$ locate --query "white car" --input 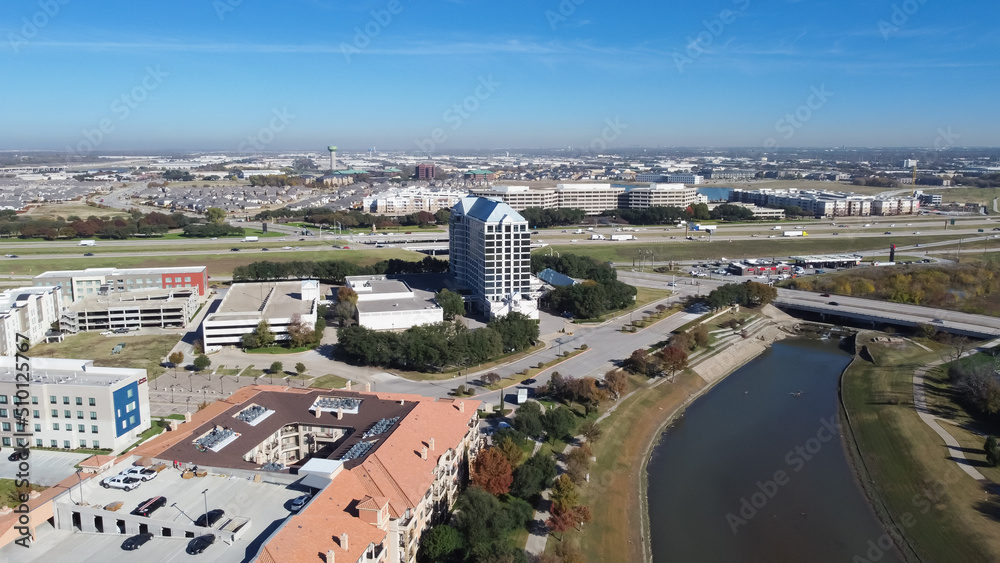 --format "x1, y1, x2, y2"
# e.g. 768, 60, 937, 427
282, 246, 292, 250
121, 466, 157, 481
102, 475, 141, 491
